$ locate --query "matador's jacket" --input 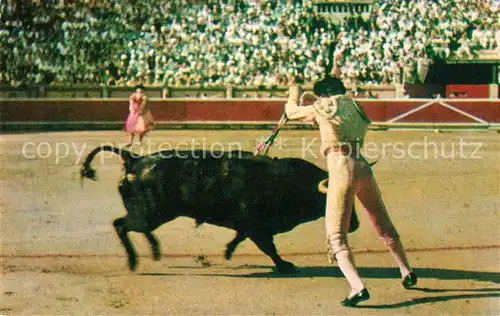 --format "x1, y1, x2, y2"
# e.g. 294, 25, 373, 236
284, 85, 371, 156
